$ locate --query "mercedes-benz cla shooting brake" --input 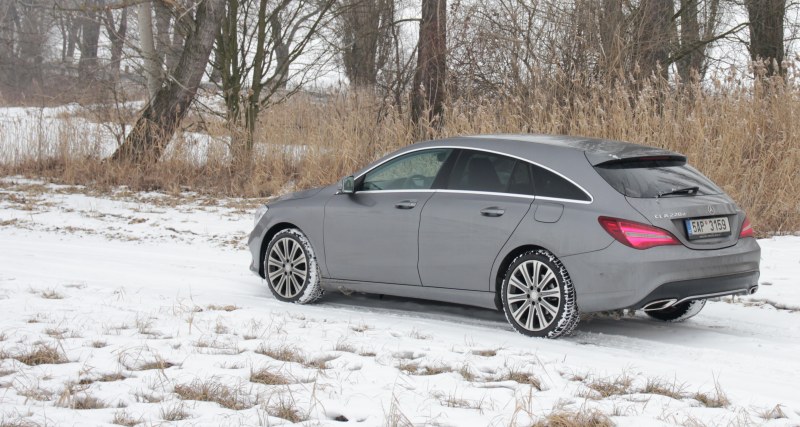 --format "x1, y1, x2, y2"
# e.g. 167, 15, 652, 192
248, 135, 760, 338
